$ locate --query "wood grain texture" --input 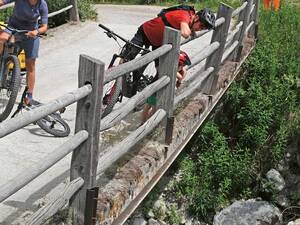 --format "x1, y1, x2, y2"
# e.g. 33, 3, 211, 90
70, 55, 105, 225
